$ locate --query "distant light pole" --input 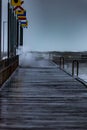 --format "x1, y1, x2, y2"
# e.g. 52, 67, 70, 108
3, 21, 7, 58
